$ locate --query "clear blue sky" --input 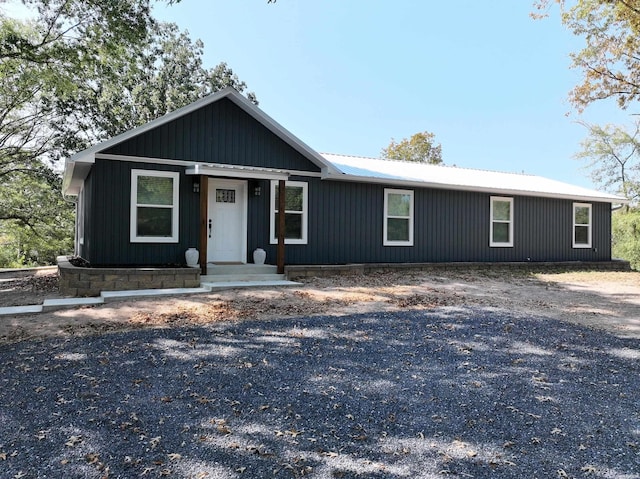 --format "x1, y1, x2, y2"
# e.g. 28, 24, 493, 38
153, 0, 637, 191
